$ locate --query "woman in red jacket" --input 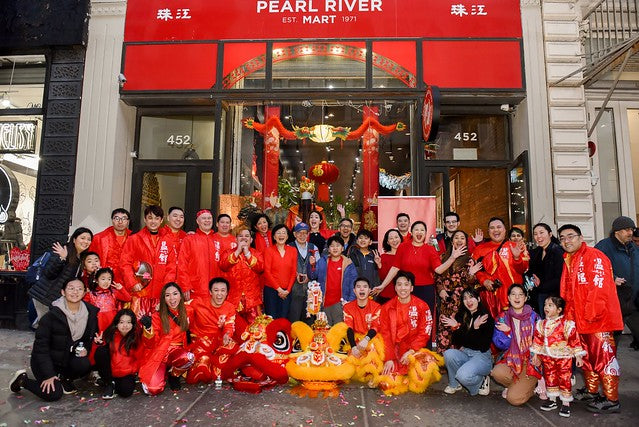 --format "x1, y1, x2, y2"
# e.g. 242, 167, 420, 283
139, 282, 194, 395
262, 224, 297, 319
93, 309, 144, 399
374, 221, 464, 328
377, 228, 402, 304
251, 213, 272, 254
